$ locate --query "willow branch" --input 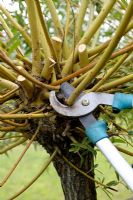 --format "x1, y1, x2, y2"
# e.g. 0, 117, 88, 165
78, 44, 89, 68
99, 105, 128, 134
90, 53, 129, 91
72, 71, 88, 87
38, 20, 51, 60
52, 61, 96, 86
62, 0, 116, 76
0, 124, 41, 187
0, 77, 18, 90
45, 0, 63, 37
80, 0, 116, 45
41, 57, 56, 80
52, 41, 133, 86
0, 112, 53, 120
0, 135, 23, 140
88, 40, 110, 57
0, 88, 19, 103
0, 64, 17, 82
0, 126, 15, 132
64, 0, 71, 37
0, 15, 23, 55
111, 42, 133, 58
0, 119, 27, 127
118, 0, 127, 10
17, 75, 34, 100
26, 0, 41, 76
16, 54, 32, 67
35, 0, 62, 74
0, 4, 31, 47
0, 14, 13, 38
0, 51, 59, 90
116, 146, 133, 157
88, 1, 95, 28
98, 74, 133, 92
38, 24, 56, 80
15, 66, 59, 90
75, 0, 90, 44
62, 0, 71, 59
67, 1, 133, 105
0, 137, 27, 155
87, 18, 133, 58
8, 149, 57, 200
124, 85, 133, 92
45, 0, 70, 60
125, 19, 133, 33
34, 0, 57, 63
52, 36, 62, 63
